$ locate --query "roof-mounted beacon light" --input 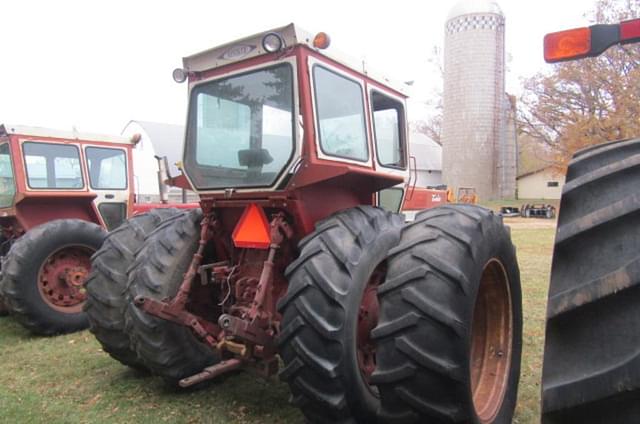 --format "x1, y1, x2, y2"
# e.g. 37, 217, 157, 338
544, 18, 640, 63
313, 32, 331, 49
262, 32, 285, 53
172, 68, 188, 83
